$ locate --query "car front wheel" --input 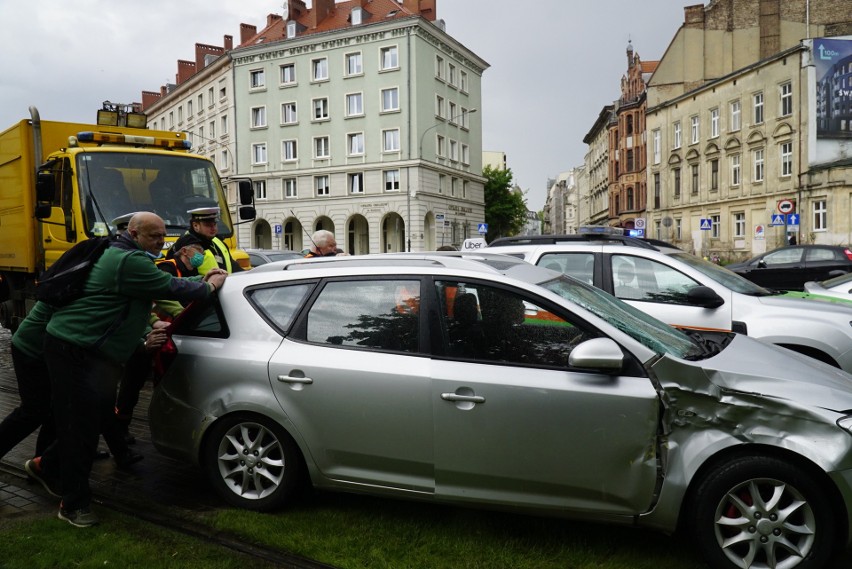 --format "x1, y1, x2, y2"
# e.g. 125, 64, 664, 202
689, 455, 835, 569
202, 414, 303, 511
